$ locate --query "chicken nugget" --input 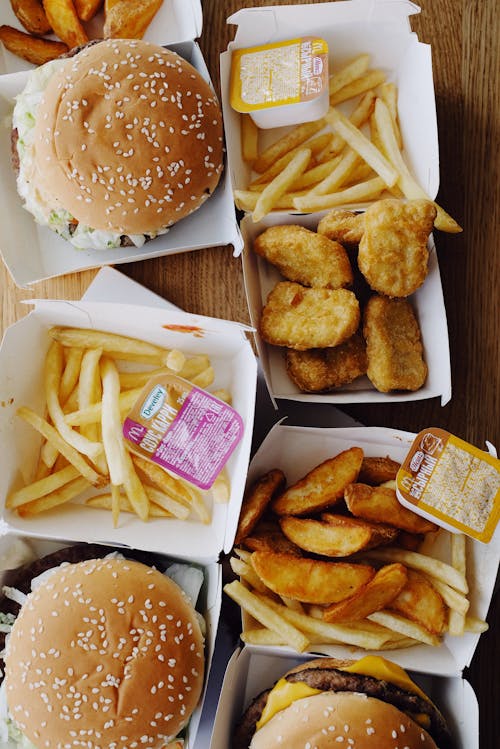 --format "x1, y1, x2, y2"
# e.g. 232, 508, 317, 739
260, 282, 360, 350
317, 209, 365, 247
254, 224, 353, 289
358, 199, 436, 297
285, 333, 367, 392
363, 295, 427, 392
